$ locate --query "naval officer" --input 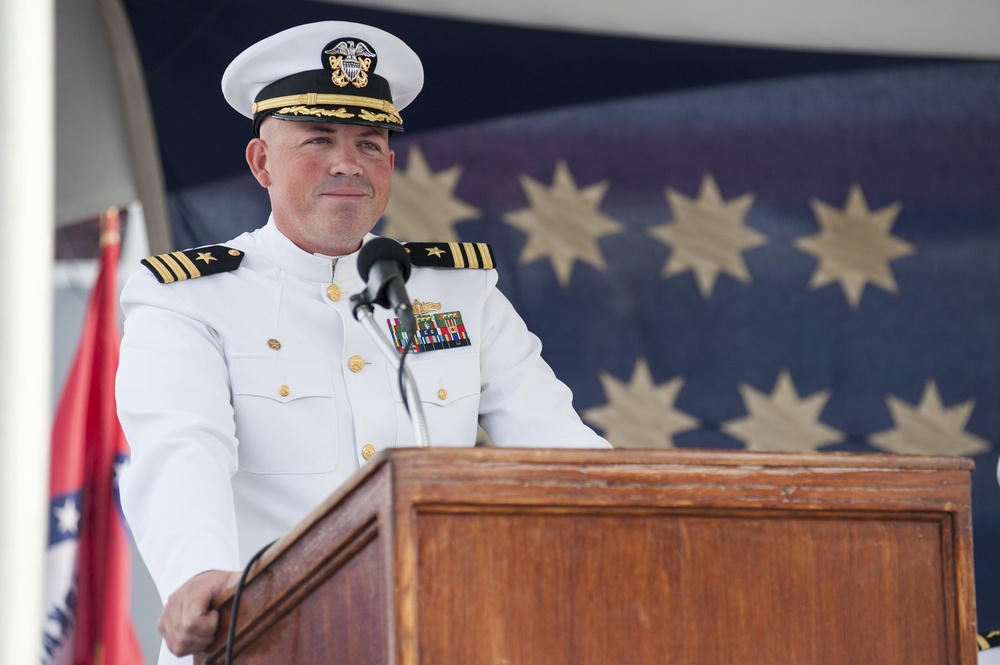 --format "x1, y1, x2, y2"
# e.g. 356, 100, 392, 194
116, 20, 610, 664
